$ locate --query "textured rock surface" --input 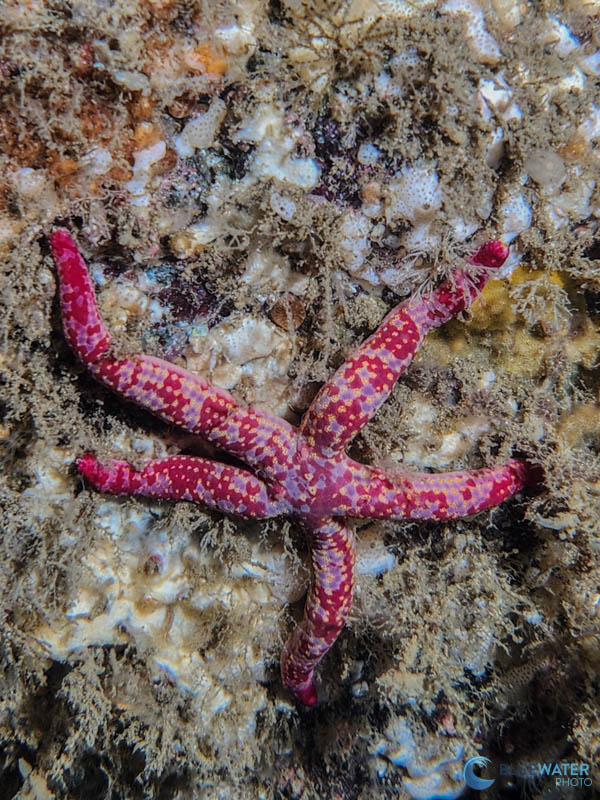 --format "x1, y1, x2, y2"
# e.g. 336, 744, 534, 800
0, 1, 599, 797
